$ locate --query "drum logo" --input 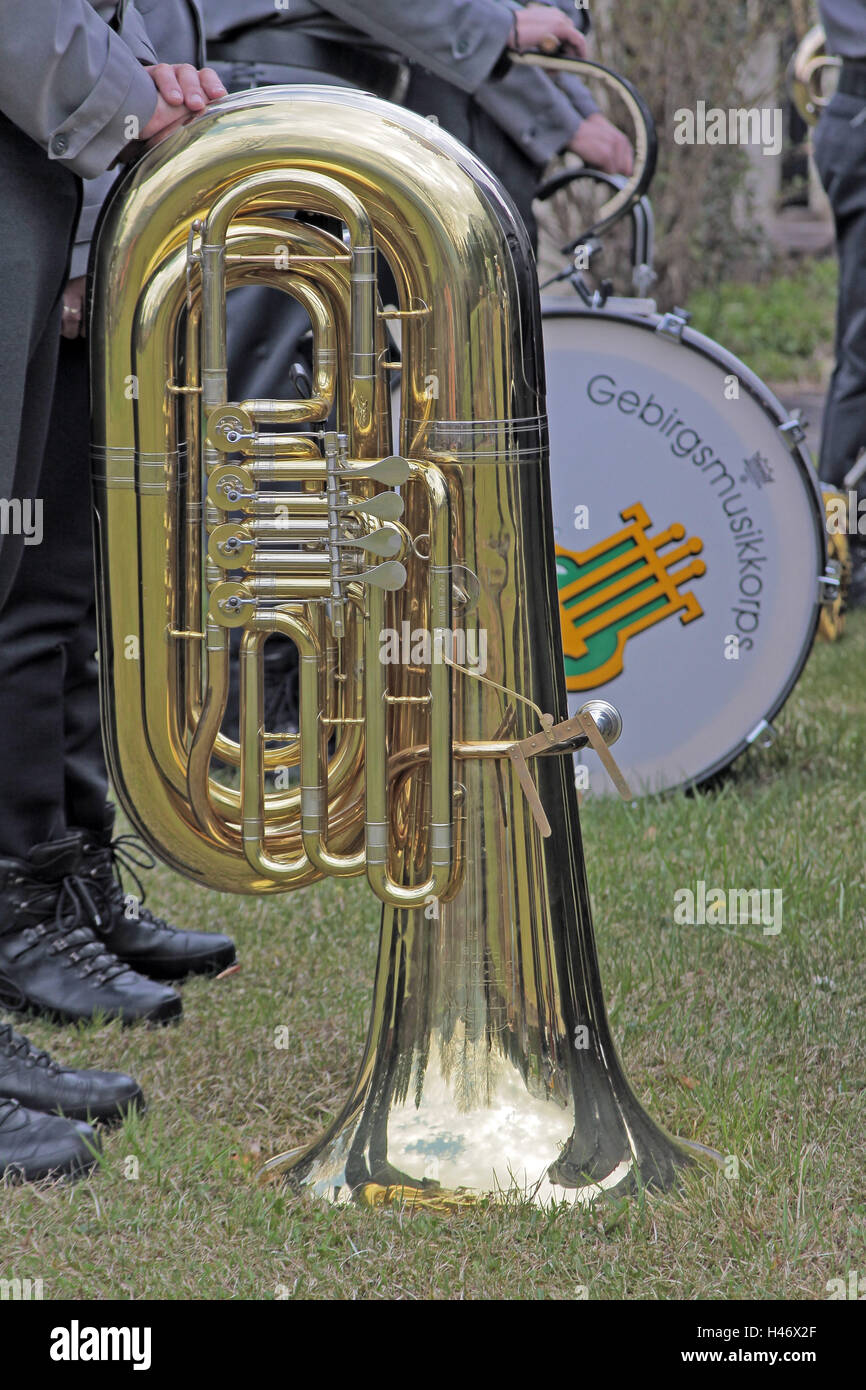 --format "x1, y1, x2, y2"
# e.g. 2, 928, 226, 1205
740, 450, 774, 489
556, 502, 707, 690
